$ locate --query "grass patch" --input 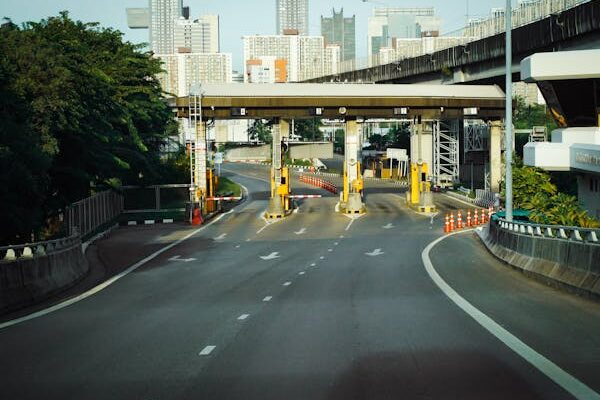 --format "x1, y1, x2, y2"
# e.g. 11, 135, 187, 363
217, 177, 242, 197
